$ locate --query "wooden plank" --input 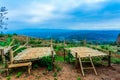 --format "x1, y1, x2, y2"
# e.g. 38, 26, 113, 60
108, 51, 111, 67
1, 49, 5, 64
64, 48, 66, 61
75, 52, 78, 69
79, 57, 85, 76
10, 49, 13, 64
8, 62, 32, 68
52, 51, 55, 71
89, 55, 98, 75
